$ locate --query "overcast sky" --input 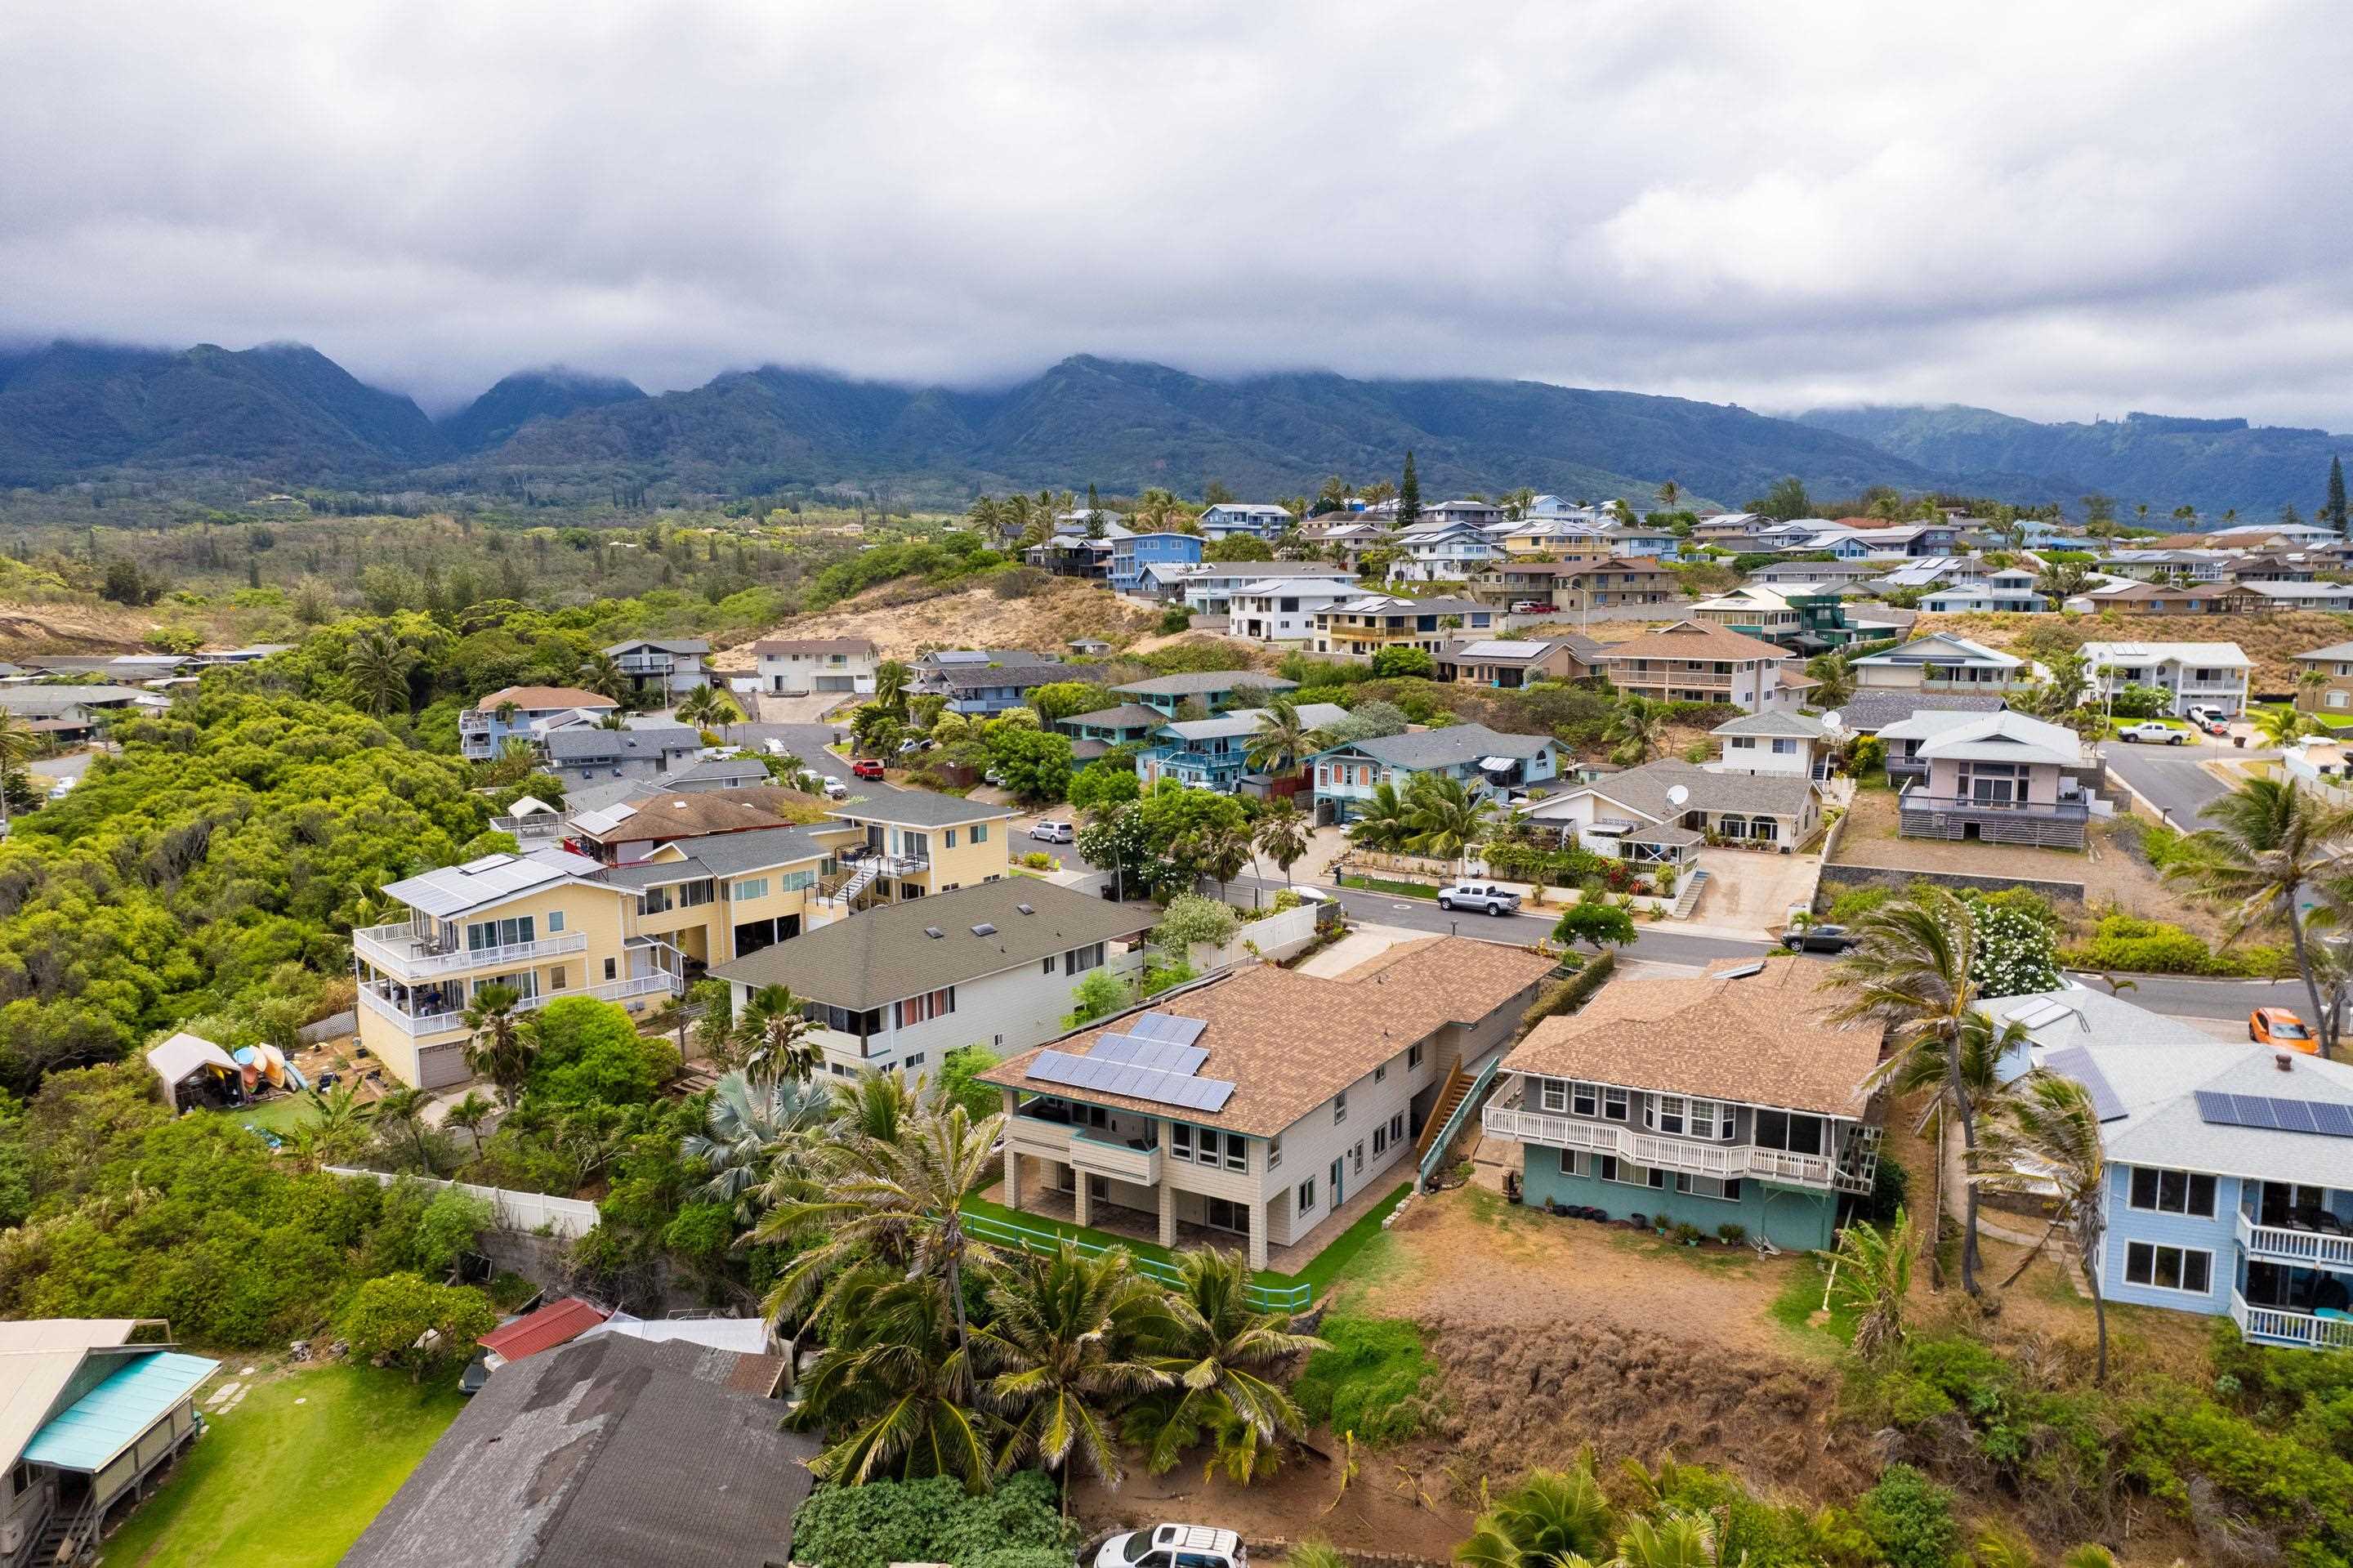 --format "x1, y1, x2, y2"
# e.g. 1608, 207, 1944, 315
4, 1, 2351, 427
